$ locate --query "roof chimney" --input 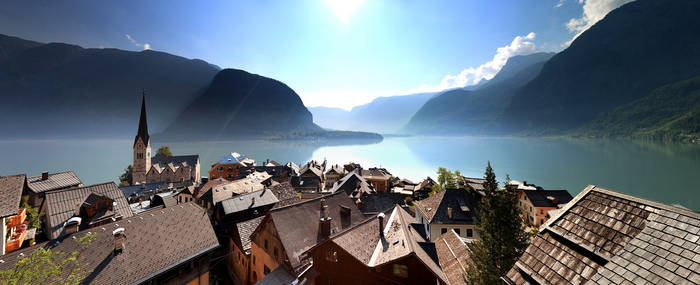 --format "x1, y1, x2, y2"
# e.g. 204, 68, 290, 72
251, 197, 256, 206
41, 172, 49, 181
63, 217, 81, 235
378, 212, 386, 238
113, 228, 125, 254
319, 199, 332, 239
